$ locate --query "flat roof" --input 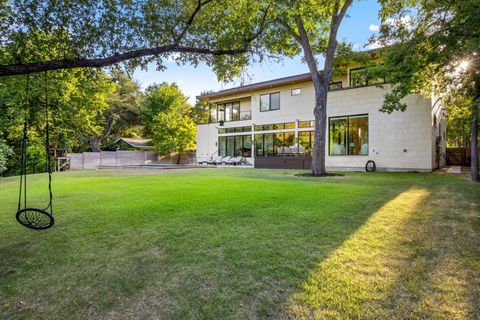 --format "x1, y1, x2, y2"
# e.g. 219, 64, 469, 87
196, 47, 385, 101
196, 72, 313, 101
